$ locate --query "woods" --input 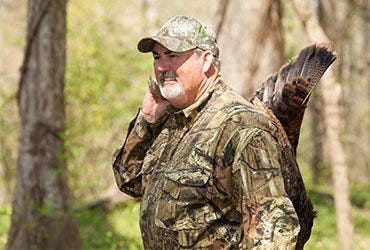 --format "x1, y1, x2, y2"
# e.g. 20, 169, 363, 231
289, 0, 353, 248
1, 0, 369, 249
5, 0, 80, 249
